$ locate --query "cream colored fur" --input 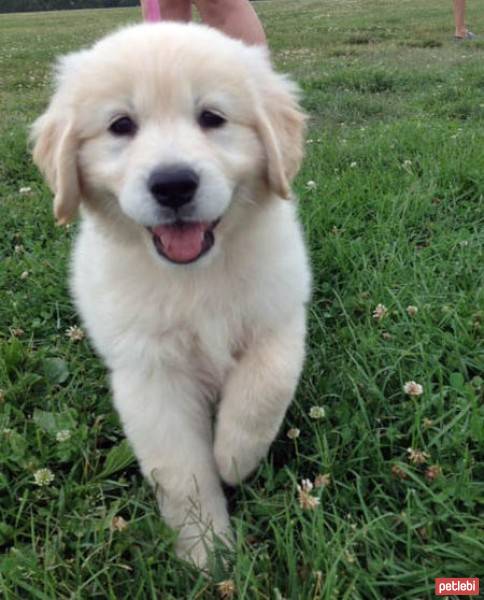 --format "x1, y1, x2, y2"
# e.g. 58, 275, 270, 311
32, 22, 310, 567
